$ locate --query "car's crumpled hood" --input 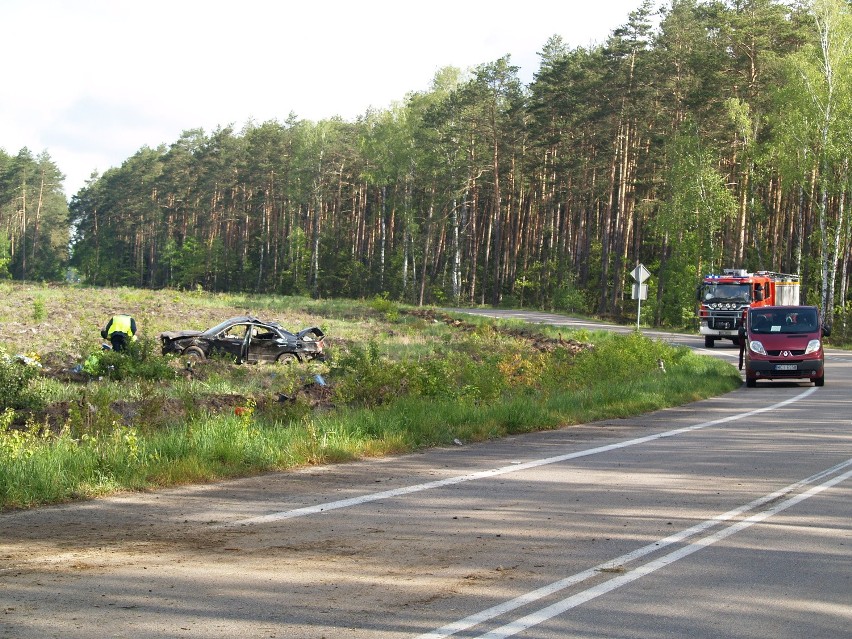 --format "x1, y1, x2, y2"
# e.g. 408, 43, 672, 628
159, 330, 203, 340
